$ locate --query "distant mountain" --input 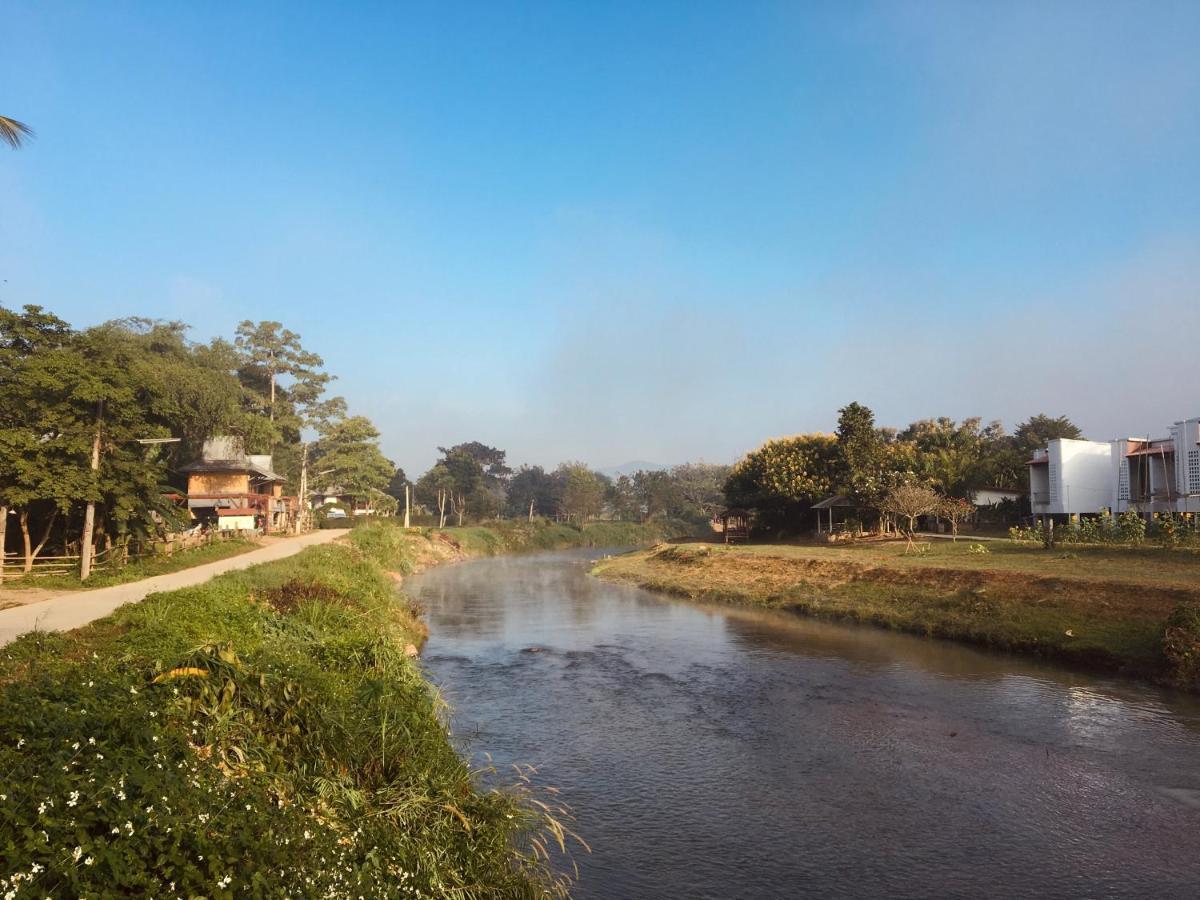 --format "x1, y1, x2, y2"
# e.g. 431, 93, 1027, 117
599, 460, 669, 479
